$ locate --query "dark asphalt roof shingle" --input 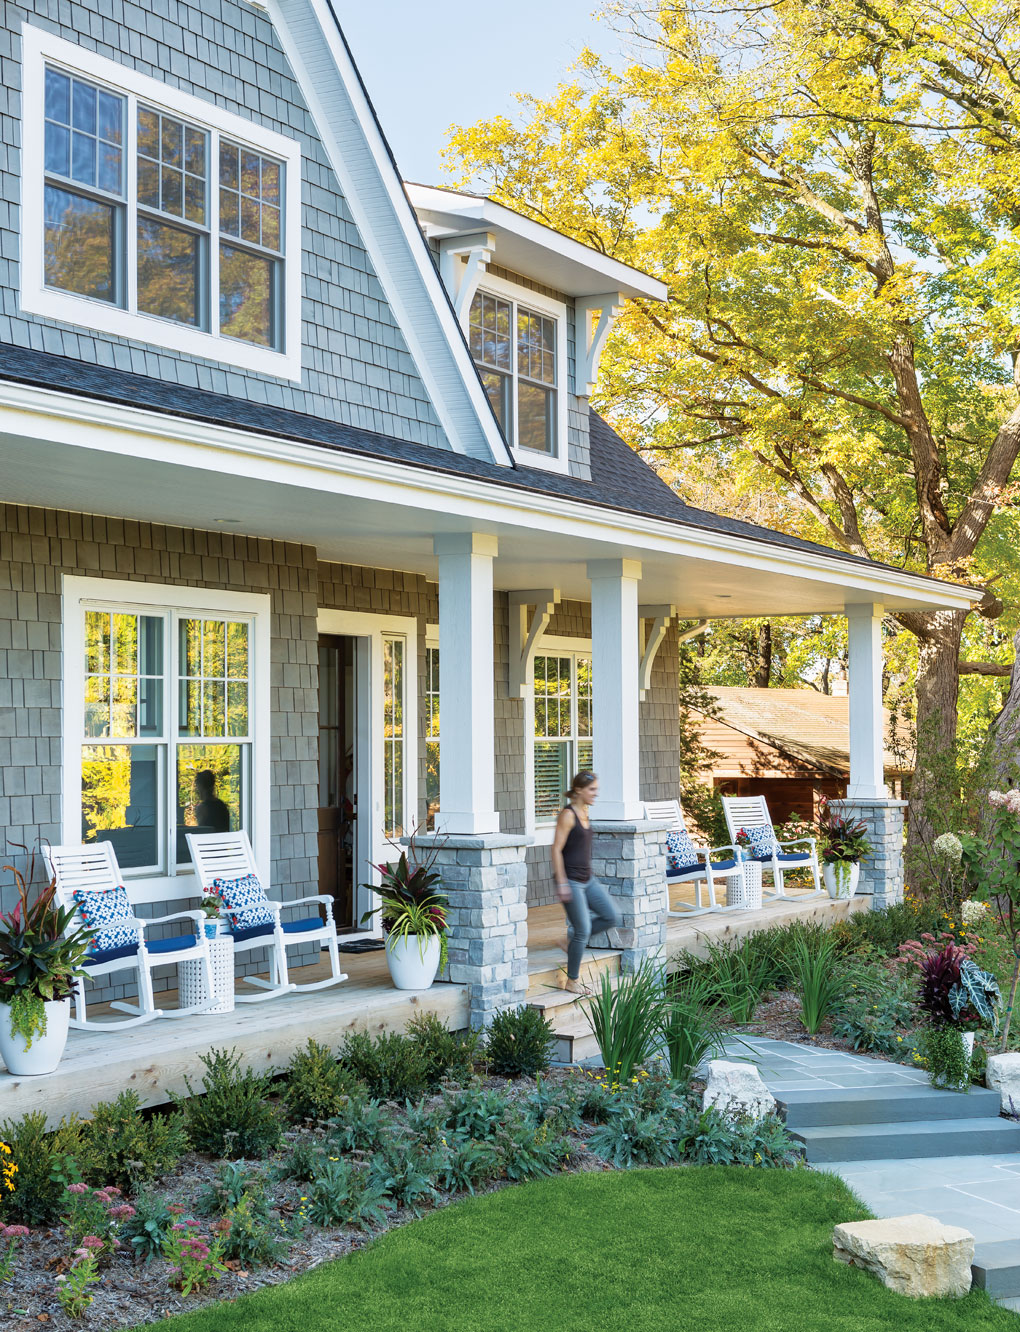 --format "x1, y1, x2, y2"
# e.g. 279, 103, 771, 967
0, 341, 913, 577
